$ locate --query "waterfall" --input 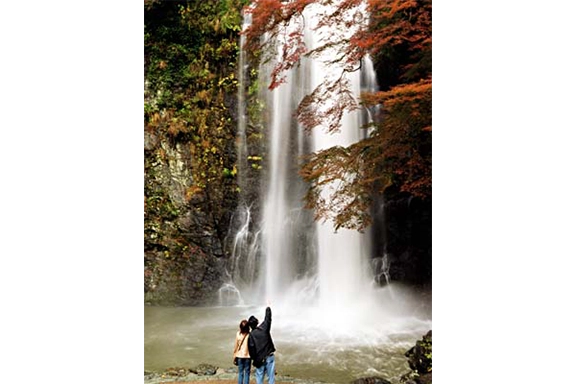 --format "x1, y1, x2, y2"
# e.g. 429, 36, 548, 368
224, 12, 256, 306
231, 1, 383, 315
236, 12, 250, 196
302, 6, 367, 311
